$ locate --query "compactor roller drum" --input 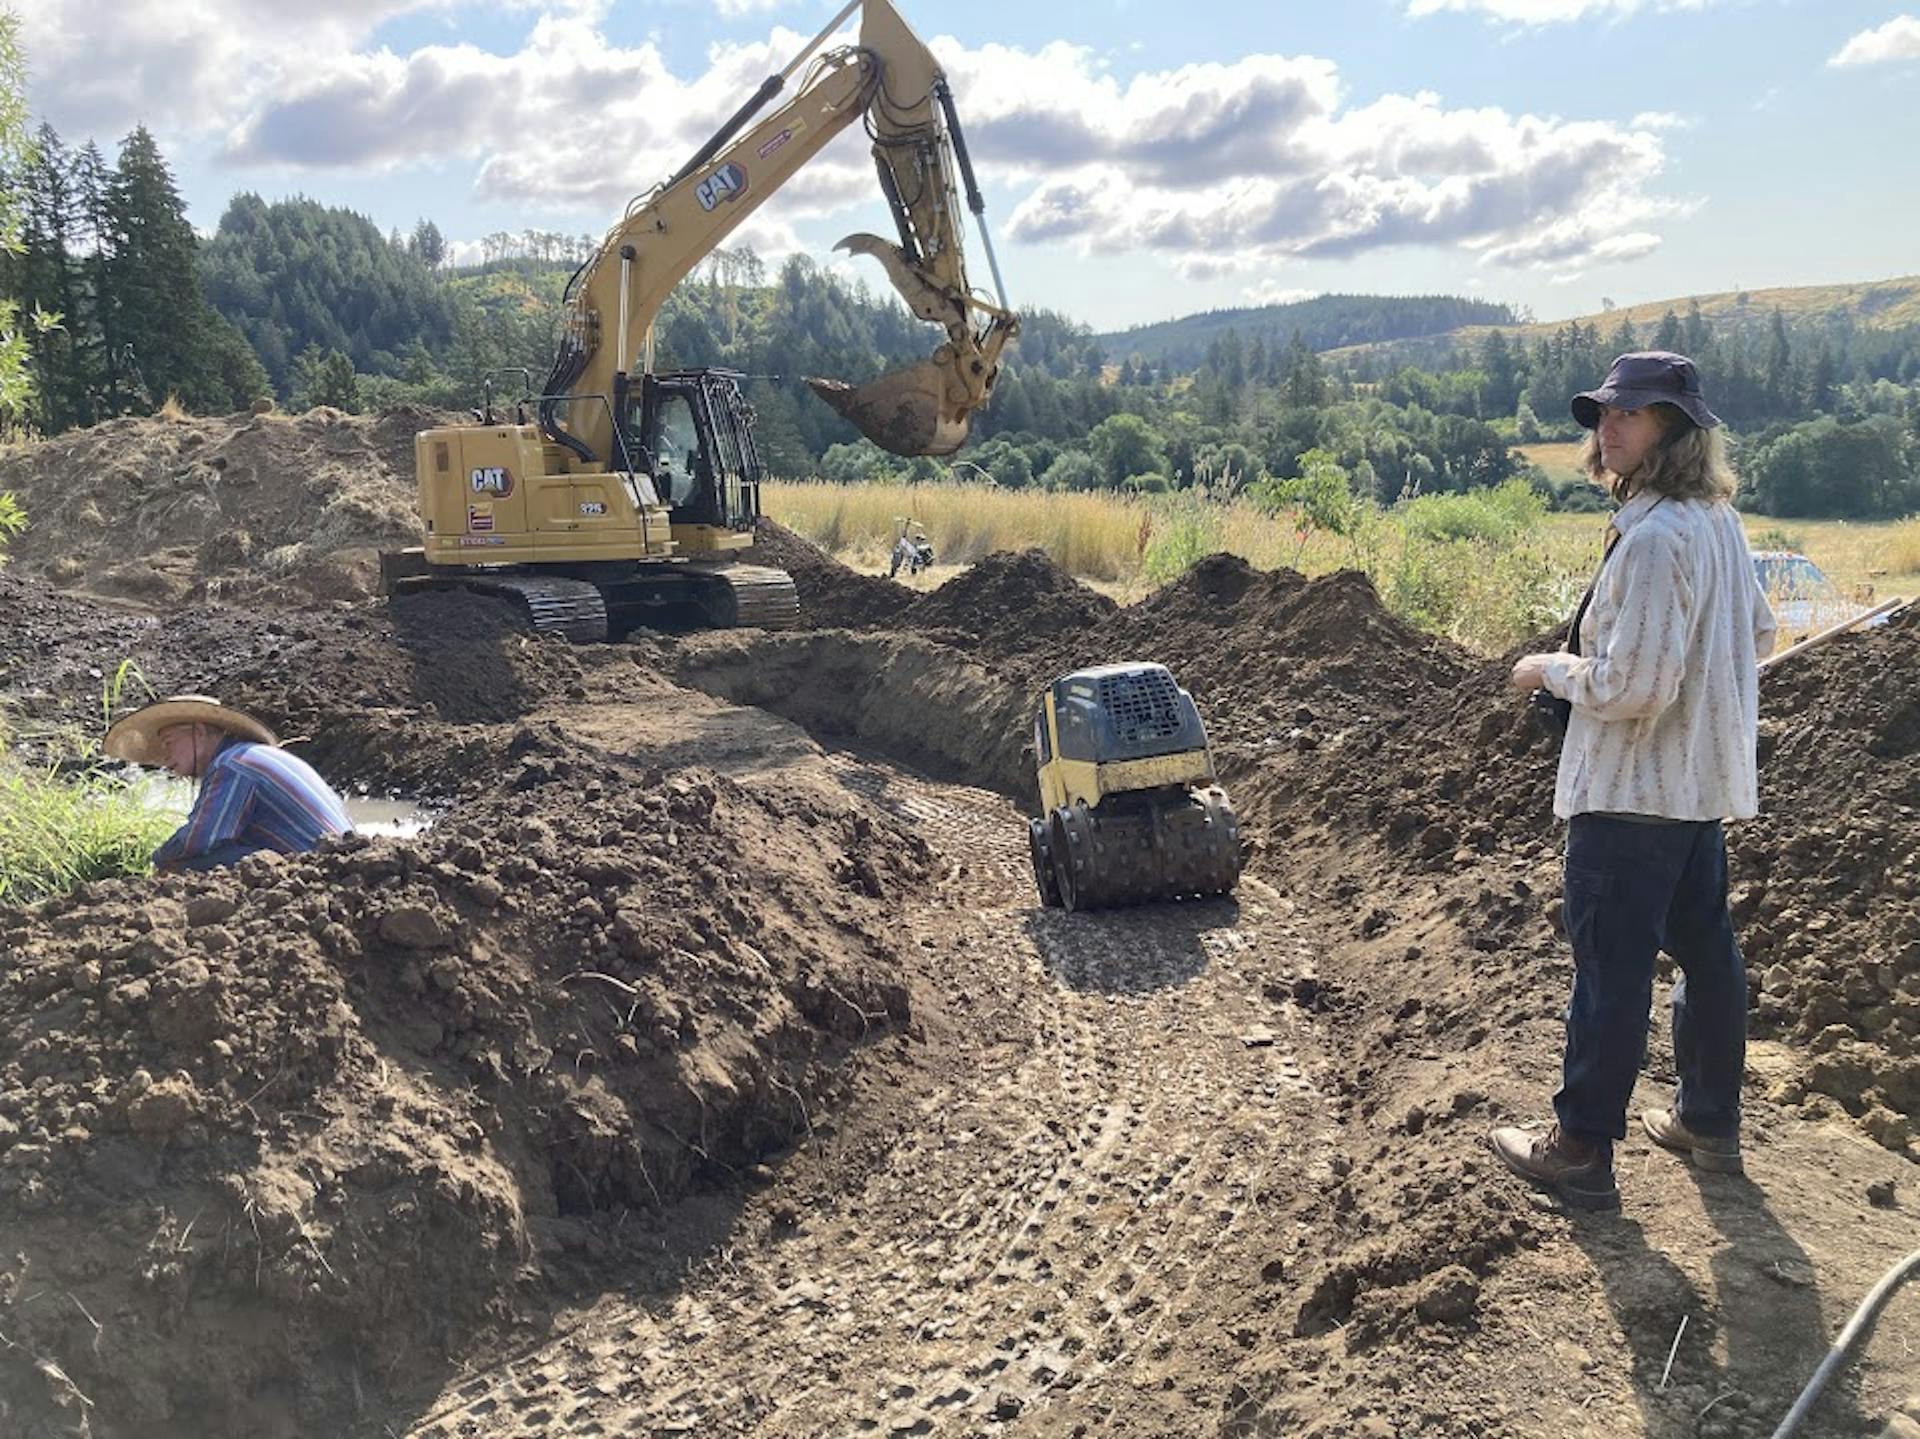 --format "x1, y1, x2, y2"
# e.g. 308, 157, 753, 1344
1026, 663, 1242, 912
